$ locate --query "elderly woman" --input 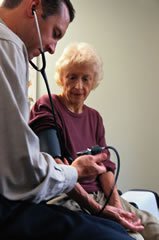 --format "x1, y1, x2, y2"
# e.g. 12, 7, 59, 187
29, 42, 159, 240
